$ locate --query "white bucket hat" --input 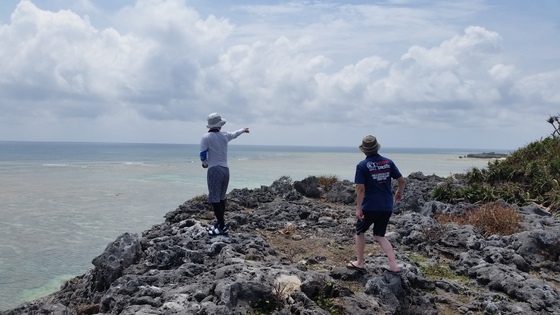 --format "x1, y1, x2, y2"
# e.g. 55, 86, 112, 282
206, 113, 227, 128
